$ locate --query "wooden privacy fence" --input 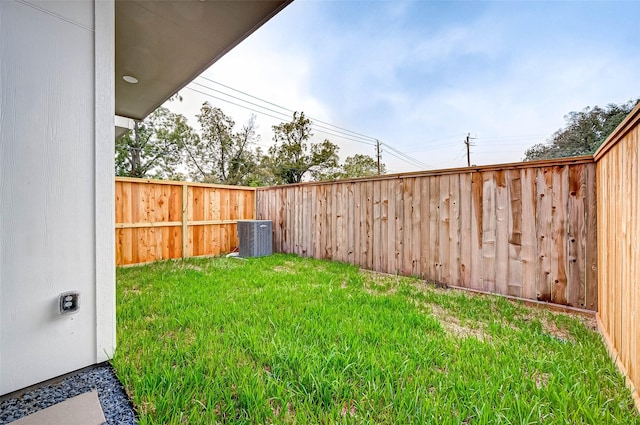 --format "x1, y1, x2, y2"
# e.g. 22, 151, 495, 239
115, 178, 255, 265
256, 157, 598, 310
594, 102, 640, 407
